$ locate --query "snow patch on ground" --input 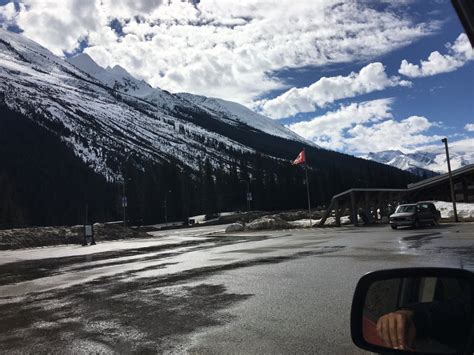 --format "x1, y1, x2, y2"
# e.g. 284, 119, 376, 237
434, 201, 474, 219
